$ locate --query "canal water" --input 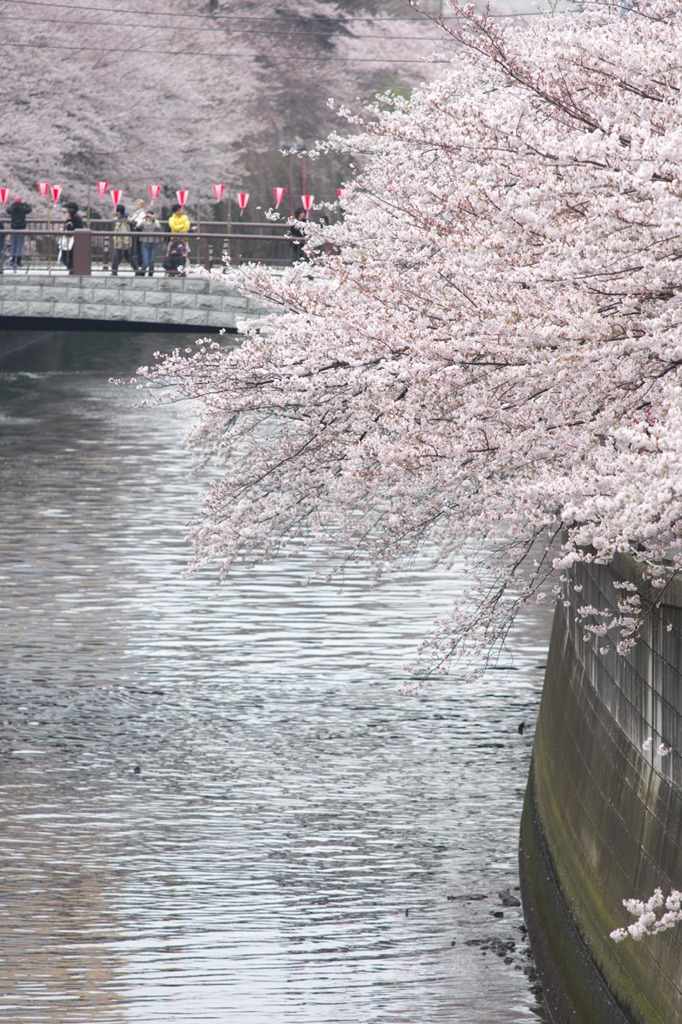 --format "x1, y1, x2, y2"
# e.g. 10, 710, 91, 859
0, 330, 551, 1024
